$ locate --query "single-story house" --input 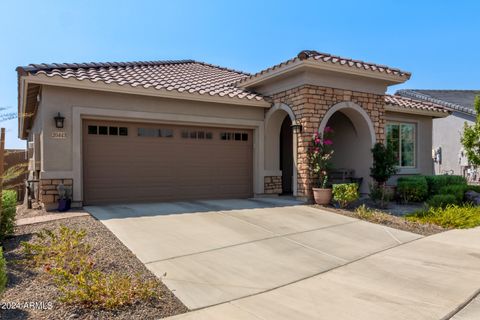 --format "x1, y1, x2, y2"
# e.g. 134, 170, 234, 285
17, 50, 449, 209
396, 89, 479, 177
